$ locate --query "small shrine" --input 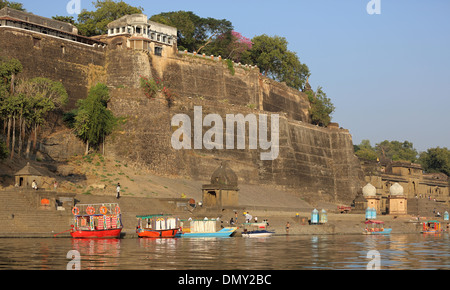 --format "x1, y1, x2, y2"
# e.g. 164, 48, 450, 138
362, 183, 381, 214
388, 183, 407, 215
202, 162, 239, 209
14, 162, 43, 189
